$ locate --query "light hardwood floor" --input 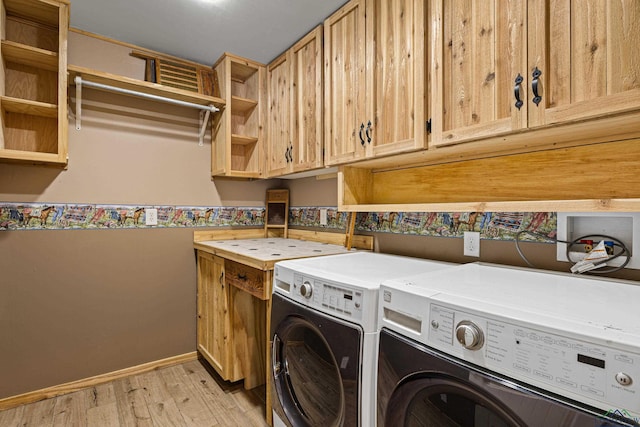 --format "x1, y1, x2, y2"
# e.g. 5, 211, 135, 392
0, 359, 269, 426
